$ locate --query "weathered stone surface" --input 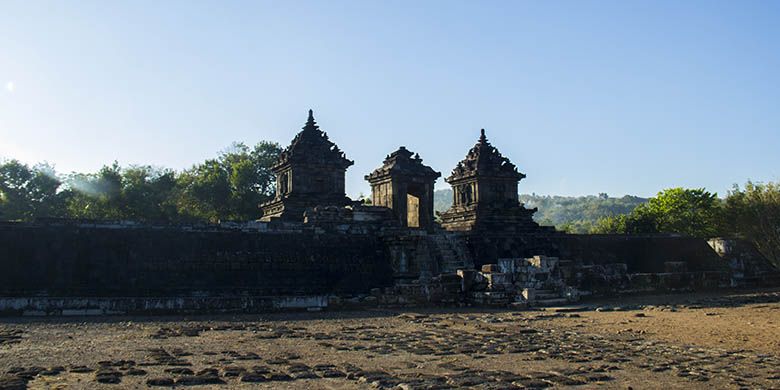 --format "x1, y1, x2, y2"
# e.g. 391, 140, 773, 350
175, 375, 226, 386
146, 377, 174, 386
439, 129, 541, 235
366, 146, 440, 230
0, 223, 393, 299
260, 110, 354, 222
